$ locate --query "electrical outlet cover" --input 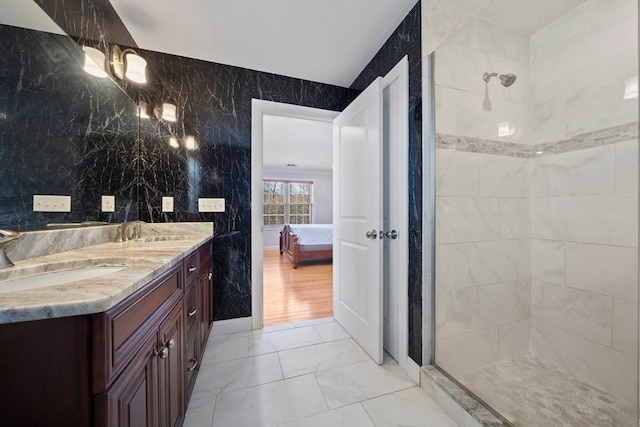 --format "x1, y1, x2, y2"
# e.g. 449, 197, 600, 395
162, 196, 174, 212
101, 195, 115, 212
